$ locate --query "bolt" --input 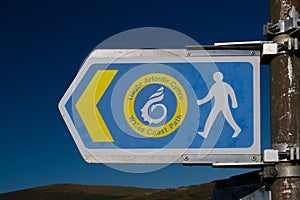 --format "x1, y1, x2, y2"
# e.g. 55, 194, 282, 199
251, 155, 257, 161
183, 156, 189, 161
250, 51, 255, 56
186, 50, 191, 56
270, 168, 278, 177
